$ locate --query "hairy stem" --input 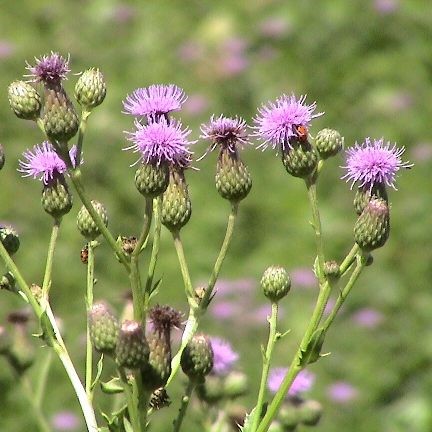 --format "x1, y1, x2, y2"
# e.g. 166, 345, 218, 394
173, 380, 195, 432
42, 218, 61, 297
